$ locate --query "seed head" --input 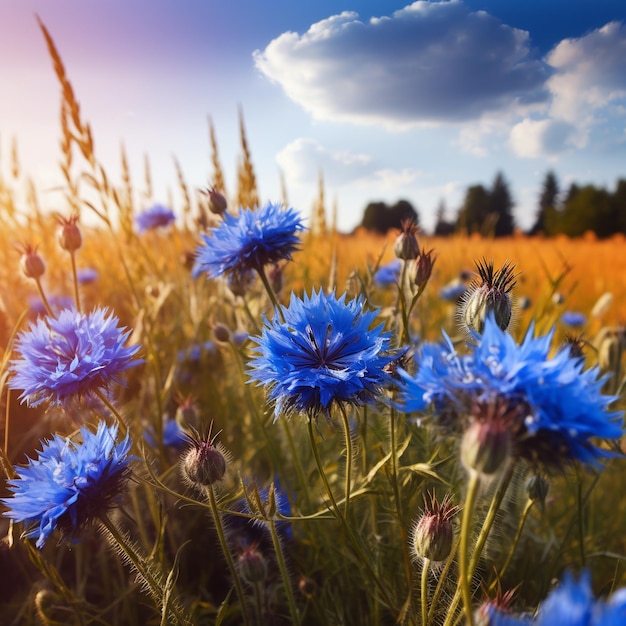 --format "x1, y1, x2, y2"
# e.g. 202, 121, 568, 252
411, 492, 460, 563
461, 258, 518, 334
18, 243, 45, 280
394, 219, 420, 261
56, 214, 82, 252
